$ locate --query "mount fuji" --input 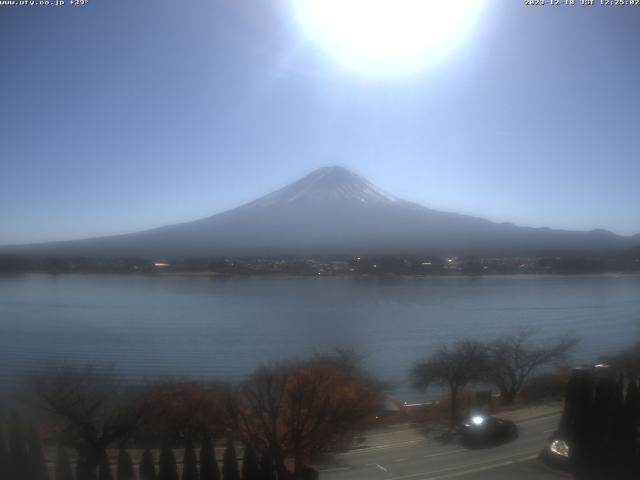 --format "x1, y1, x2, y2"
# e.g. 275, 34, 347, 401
3, 166, 638, 258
